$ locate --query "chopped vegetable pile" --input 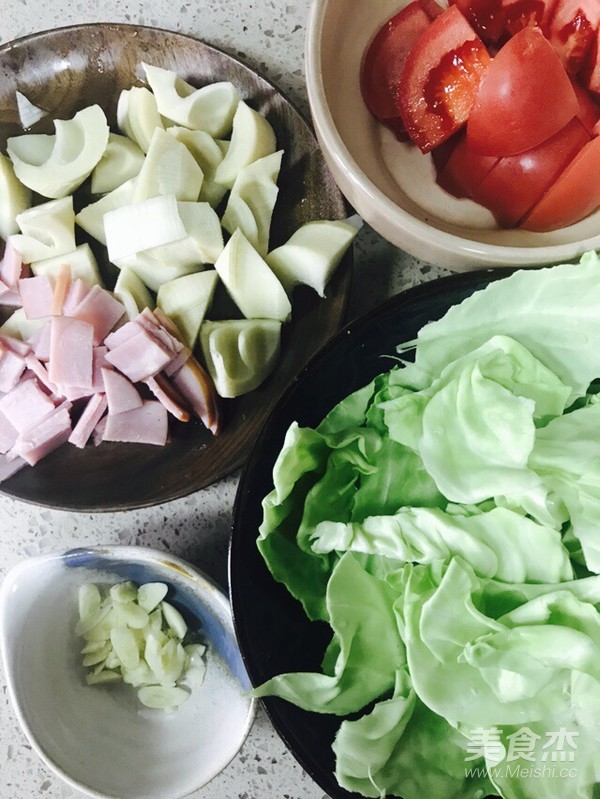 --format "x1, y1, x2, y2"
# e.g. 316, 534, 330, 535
0, 63, 359, 479
362, 0, 600, 230
255, 252, 600, 799
76, 580, 206, 711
